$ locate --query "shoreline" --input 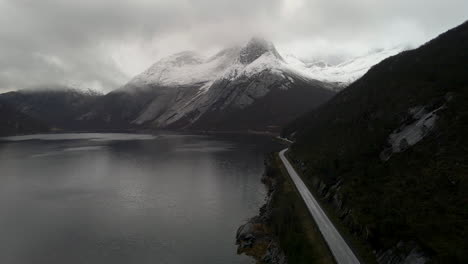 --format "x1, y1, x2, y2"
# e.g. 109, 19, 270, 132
0, 128, 281, 138
236, 154, 287, 264
236, 153, 336, 264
